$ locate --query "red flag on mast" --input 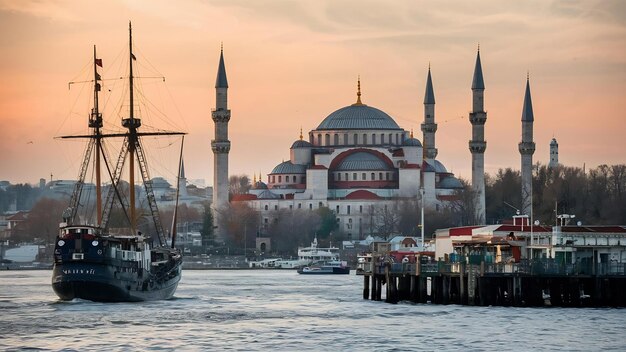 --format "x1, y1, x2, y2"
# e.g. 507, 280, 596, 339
95, 58, 103, 67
